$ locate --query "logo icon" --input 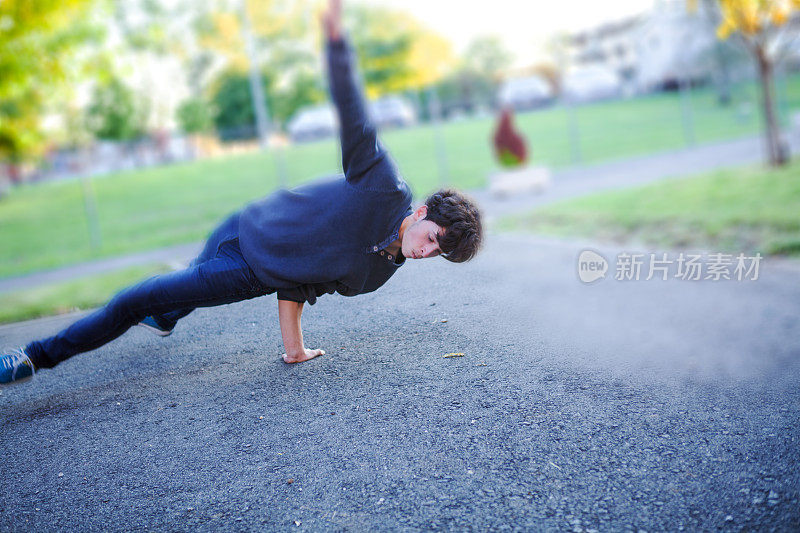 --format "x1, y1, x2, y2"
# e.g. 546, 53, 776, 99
577, 249, 608, 283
